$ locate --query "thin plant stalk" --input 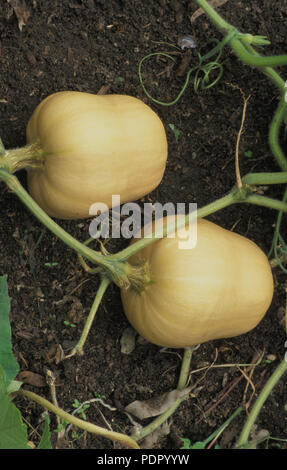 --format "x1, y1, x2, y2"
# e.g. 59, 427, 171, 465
18, 389, 140, 449
236, 358, 287, 448
65, 276, 111, 358
202, 406, 243, 449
